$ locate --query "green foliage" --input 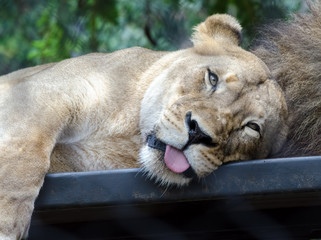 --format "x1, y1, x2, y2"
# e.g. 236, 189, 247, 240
0, 0, 303, 75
